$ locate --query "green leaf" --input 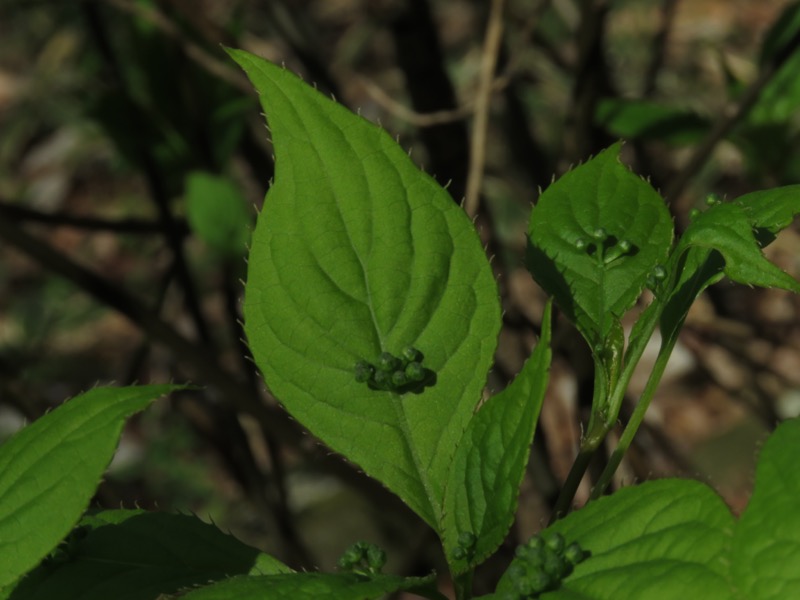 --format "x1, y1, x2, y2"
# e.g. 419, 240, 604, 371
185, 171, 252, 258
730, 418, 800, 599
504, 480, 734, 599
595, 98, 709, 145
0, 385, 179, 591
675, 202, 800, 294
178, 572, 441, 600
229, 49, 500, 527
7, 510, 289, 600
443, 300, 553, 573
657, 187, 800, 349
527, 142, 673, 348
735, 184, 800, 245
